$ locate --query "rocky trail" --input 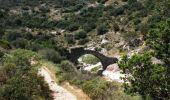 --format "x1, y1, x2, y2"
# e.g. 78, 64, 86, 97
38, 67, 77, 100
38, 66, 90, 100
